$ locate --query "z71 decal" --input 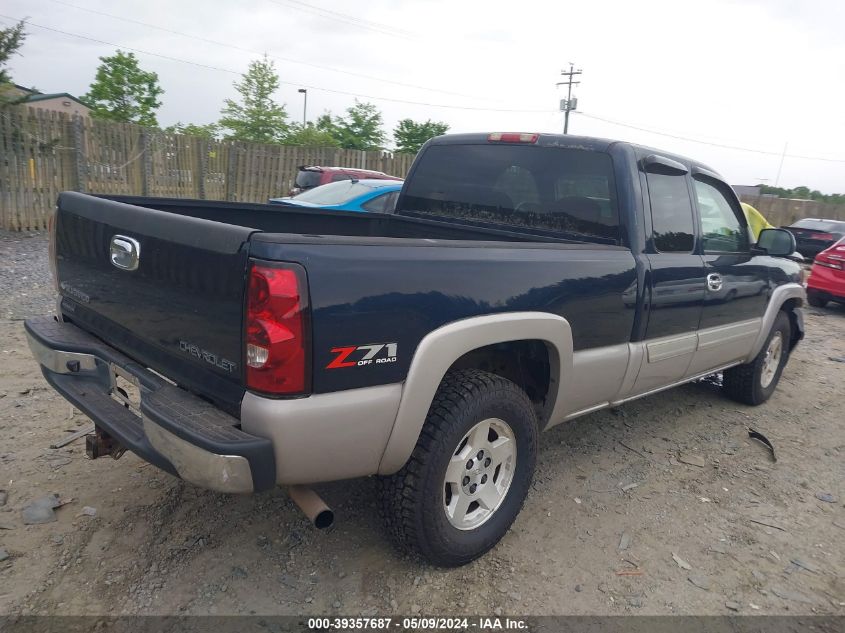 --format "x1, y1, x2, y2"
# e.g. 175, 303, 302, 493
326, 343, 398, 369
